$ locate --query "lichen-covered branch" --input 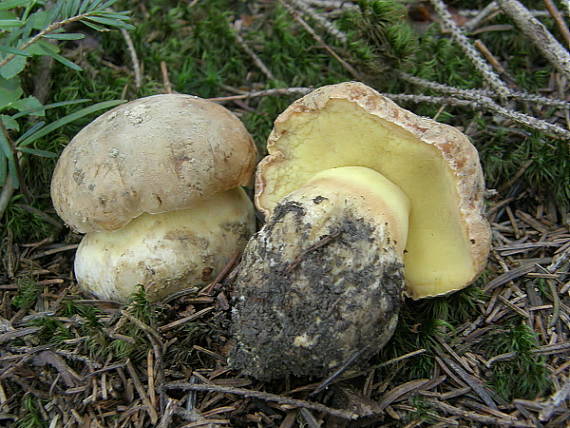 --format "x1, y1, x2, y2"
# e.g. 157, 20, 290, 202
497, 0, 570, 80
429, 0, 511, 96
